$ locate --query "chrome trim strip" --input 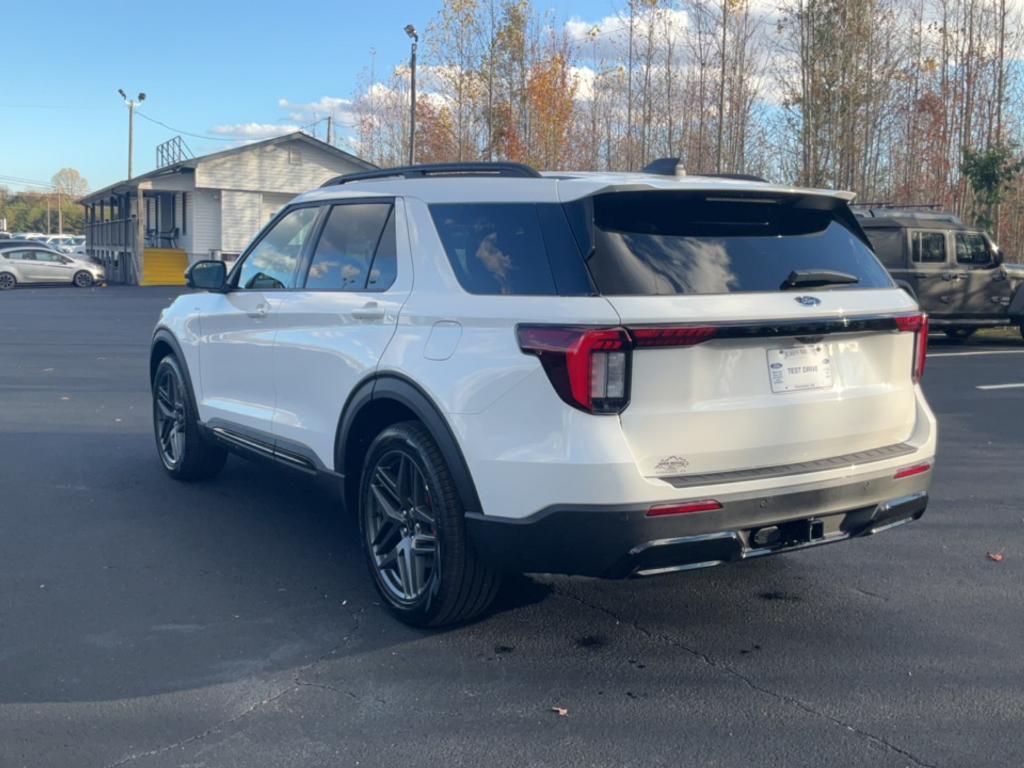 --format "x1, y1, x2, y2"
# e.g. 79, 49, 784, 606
661, 442, 917, 489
